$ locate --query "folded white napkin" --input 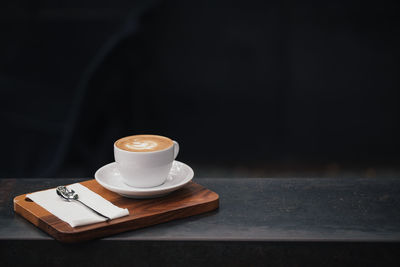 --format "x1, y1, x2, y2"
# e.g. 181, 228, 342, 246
26, 183, 129, 227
